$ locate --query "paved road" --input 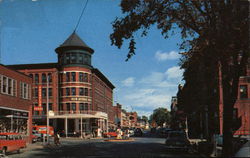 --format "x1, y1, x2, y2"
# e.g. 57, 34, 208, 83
7, 137, 205, 158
